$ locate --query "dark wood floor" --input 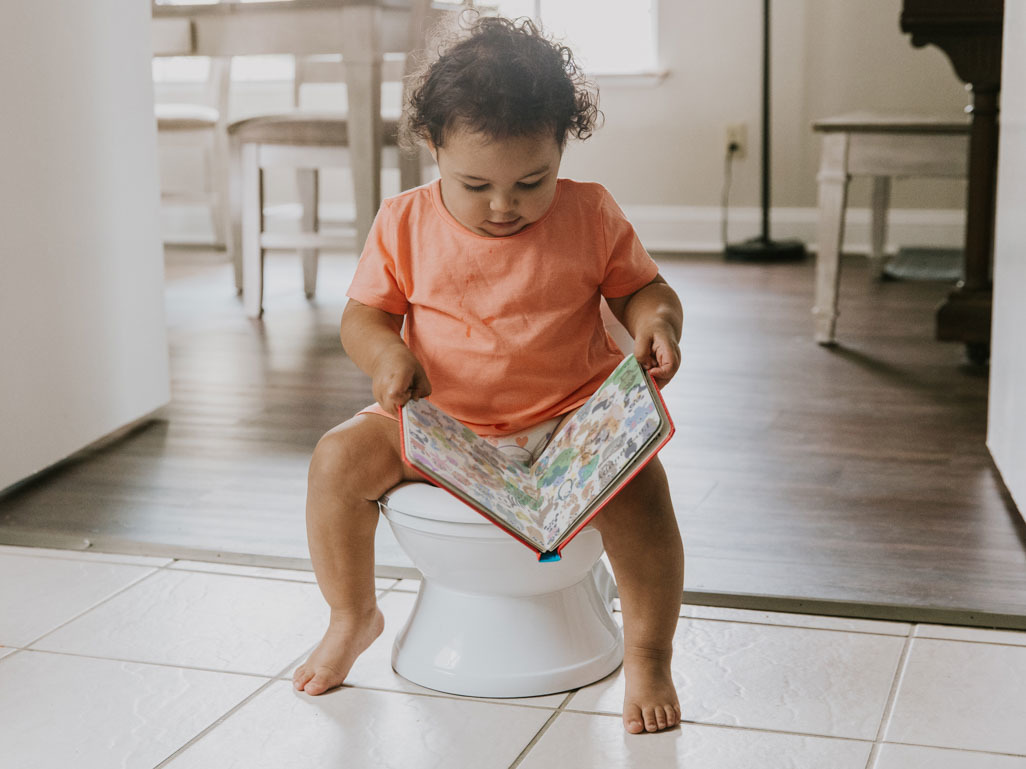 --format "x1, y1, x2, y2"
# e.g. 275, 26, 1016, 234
3, 246, 1024, 628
